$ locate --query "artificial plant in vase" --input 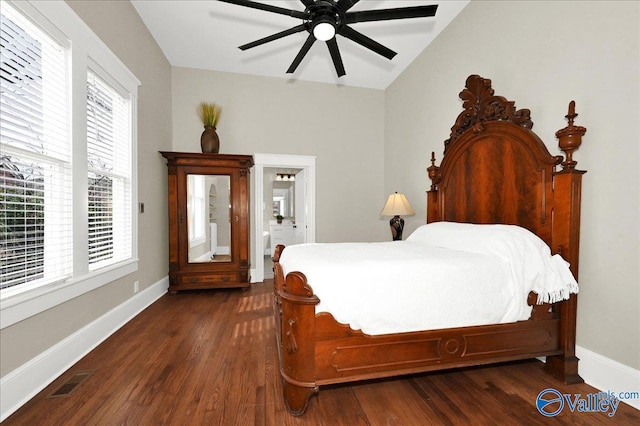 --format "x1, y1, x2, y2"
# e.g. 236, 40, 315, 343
198, 102, 222, 153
